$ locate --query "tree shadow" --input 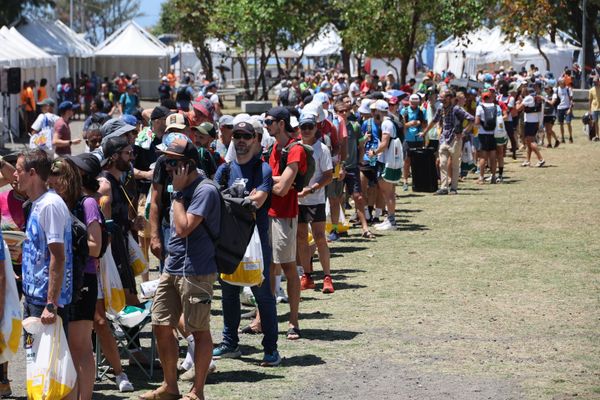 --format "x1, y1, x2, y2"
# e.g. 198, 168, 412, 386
206, 370, 284, 384
298, 328, 361, 341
